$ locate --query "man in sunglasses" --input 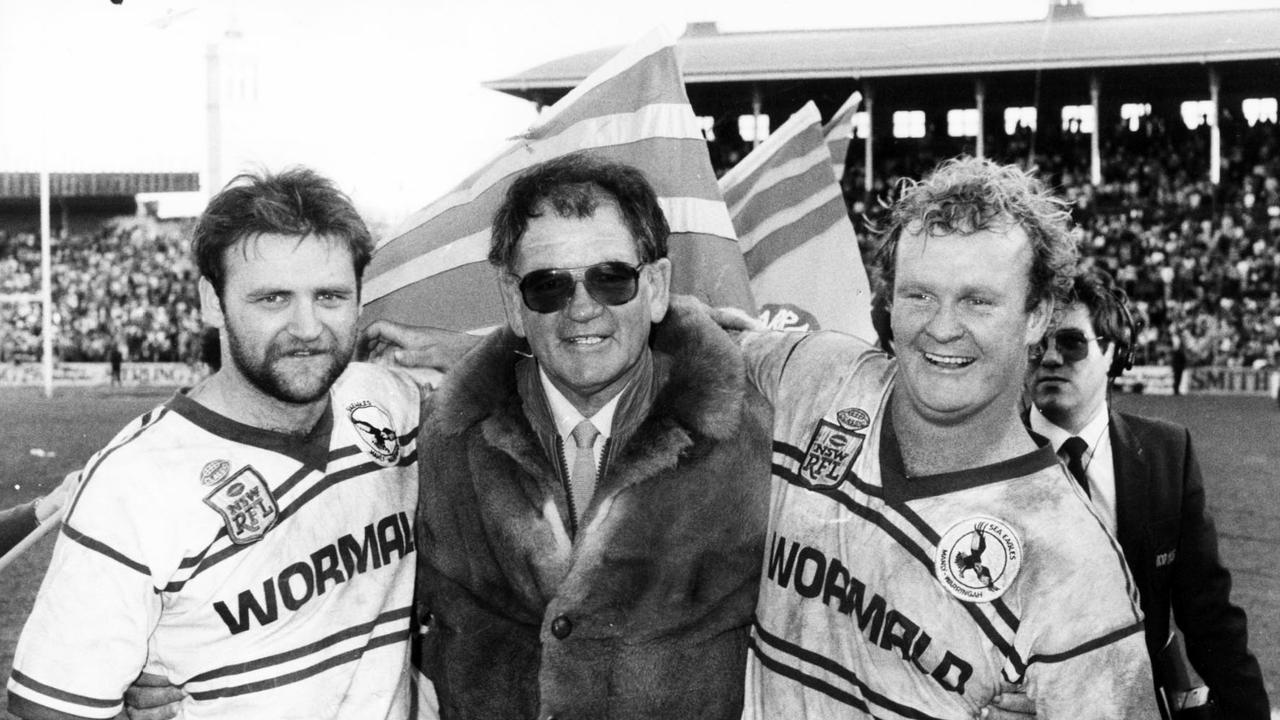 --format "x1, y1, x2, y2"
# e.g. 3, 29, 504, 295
397, 151, 771, 719
1027, 267, 1269, 719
